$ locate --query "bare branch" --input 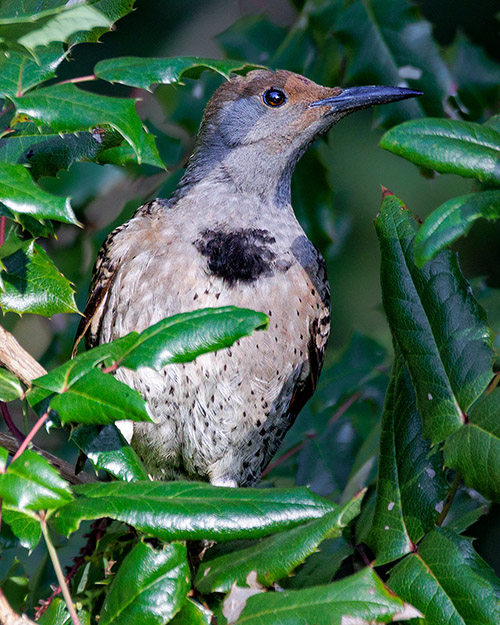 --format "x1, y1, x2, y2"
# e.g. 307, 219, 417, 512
0, 433, 96, 484
0, 589, 37, 625
0, 326, 46, 386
